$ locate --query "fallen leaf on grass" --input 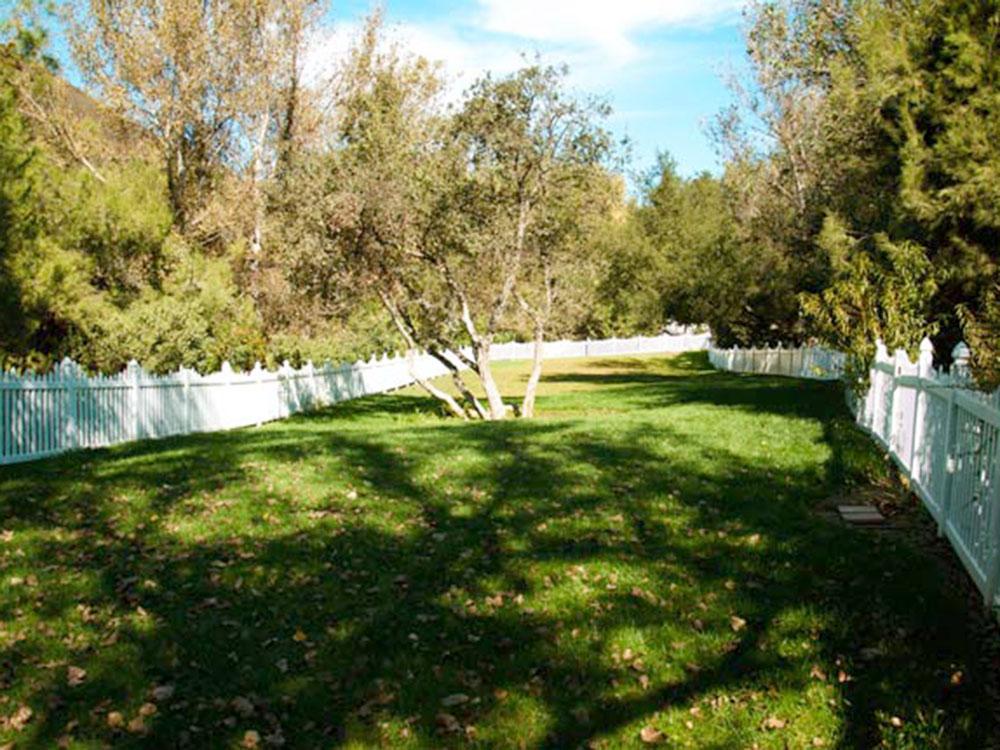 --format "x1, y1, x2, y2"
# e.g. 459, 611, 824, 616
7, 705, 33, 731
106, 711, 125, 729
67, 666, 87, 687
232, 697, 255, 718
435, 712, 461, 733
640, 726, 665, 744
242, 729, 261, 748
152, 684, 175, 702
441, 693, 469, 708
762, 716, 787, 730
730, 616, 746, 632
